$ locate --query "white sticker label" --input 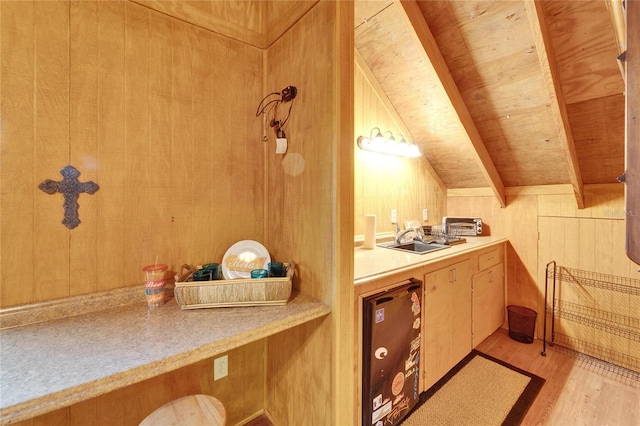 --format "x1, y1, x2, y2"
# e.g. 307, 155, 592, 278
372, 400, 392, 424
375, 347, 388, 360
